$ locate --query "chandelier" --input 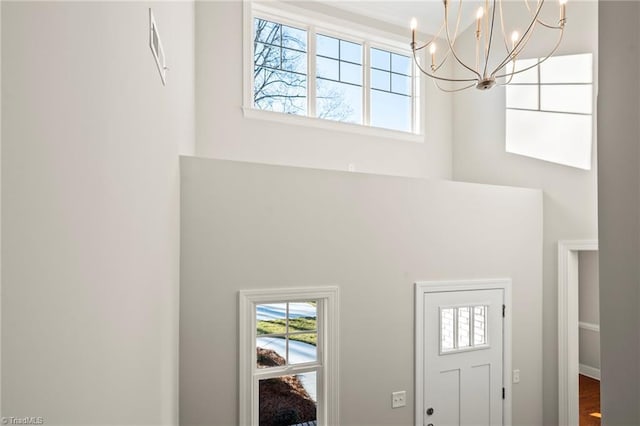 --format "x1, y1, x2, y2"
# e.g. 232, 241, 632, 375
410, 0, 567, 91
